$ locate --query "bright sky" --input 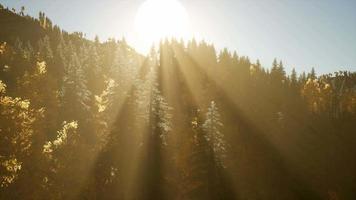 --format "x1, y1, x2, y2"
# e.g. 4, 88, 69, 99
1, 0, 355, 74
